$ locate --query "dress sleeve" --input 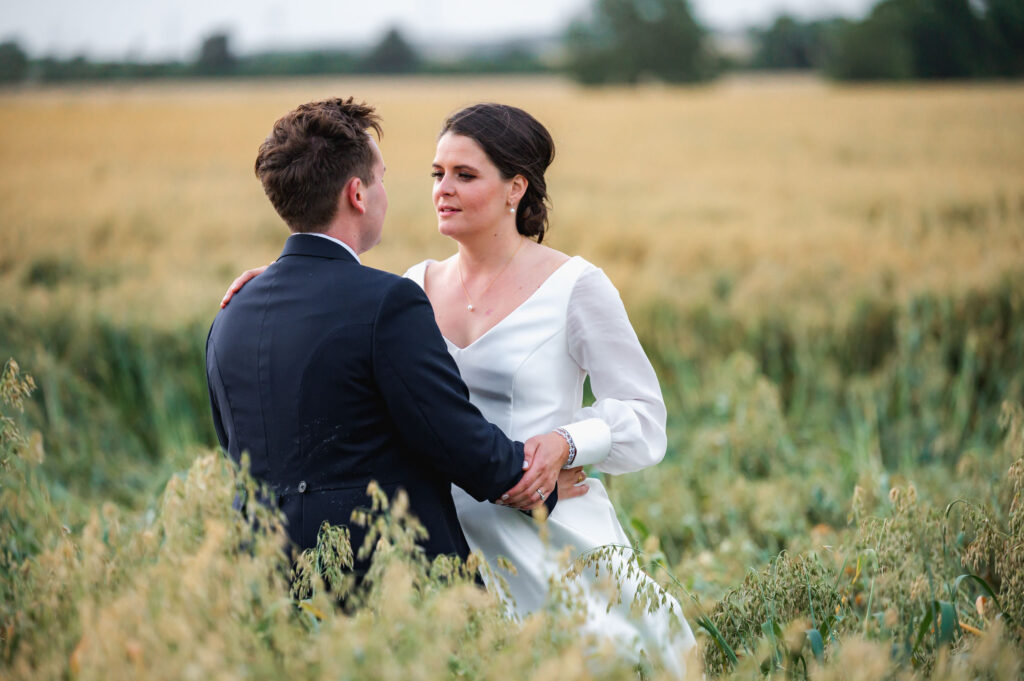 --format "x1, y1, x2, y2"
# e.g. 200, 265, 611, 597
560, 266, 668, 475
